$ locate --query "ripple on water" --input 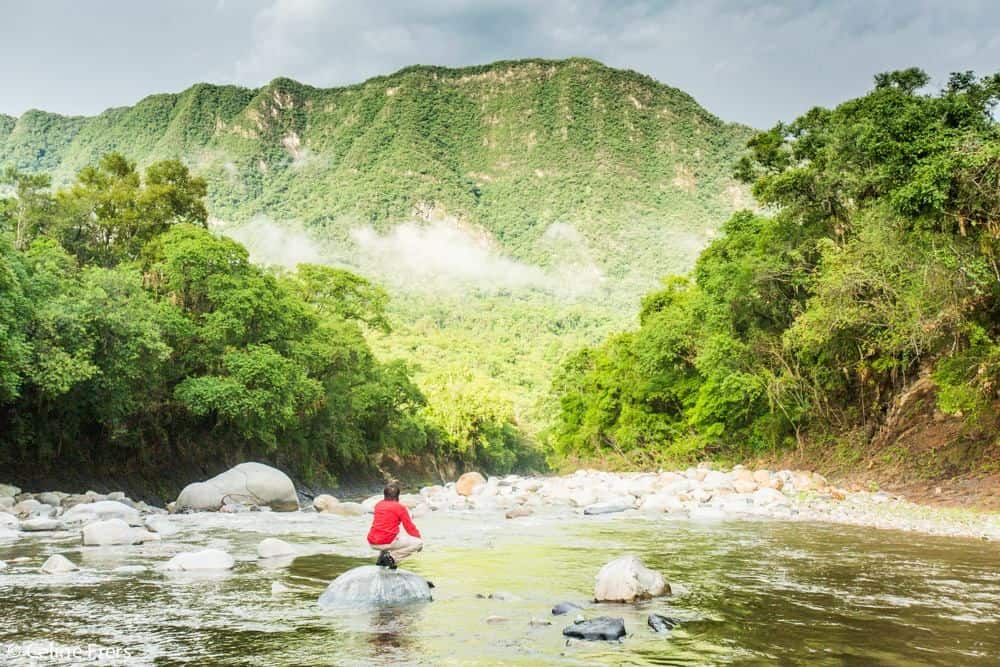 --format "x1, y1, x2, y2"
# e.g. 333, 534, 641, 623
0, 509, 998, 665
